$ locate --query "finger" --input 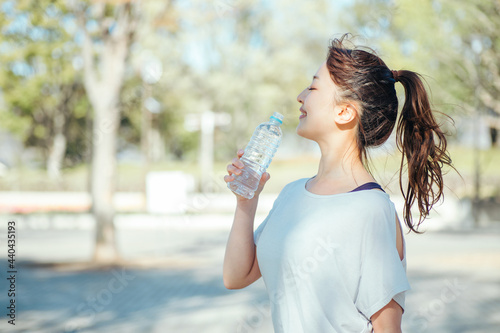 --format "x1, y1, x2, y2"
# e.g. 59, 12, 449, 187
231, 157, 244, 169
257, 172, 269, 187
227, 165, 242, 176
260, 172, 270, 183
224, 175, 234, 183
255, 173, 268, 194
237, 149, 244, 158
